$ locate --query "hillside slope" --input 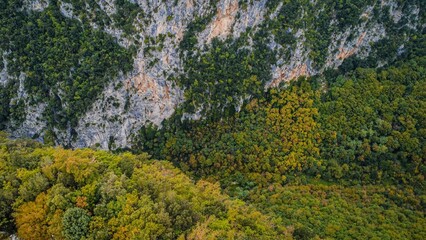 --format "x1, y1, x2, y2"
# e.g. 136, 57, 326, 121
1, 127, 425, 239
0, 0, 424, 149
0, 133, 285, 239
